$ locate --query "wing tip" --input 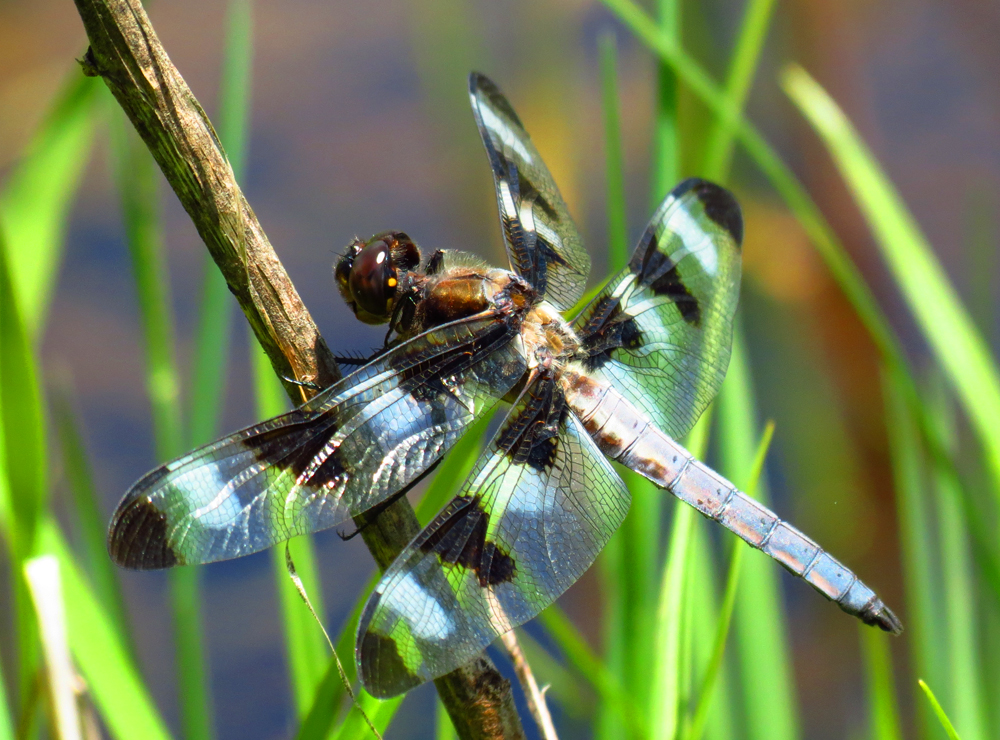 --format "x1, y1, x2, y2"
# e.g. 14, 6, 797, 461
467, 72, 524, 128
107, 483, 181, 570
673, 178, 744, 248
